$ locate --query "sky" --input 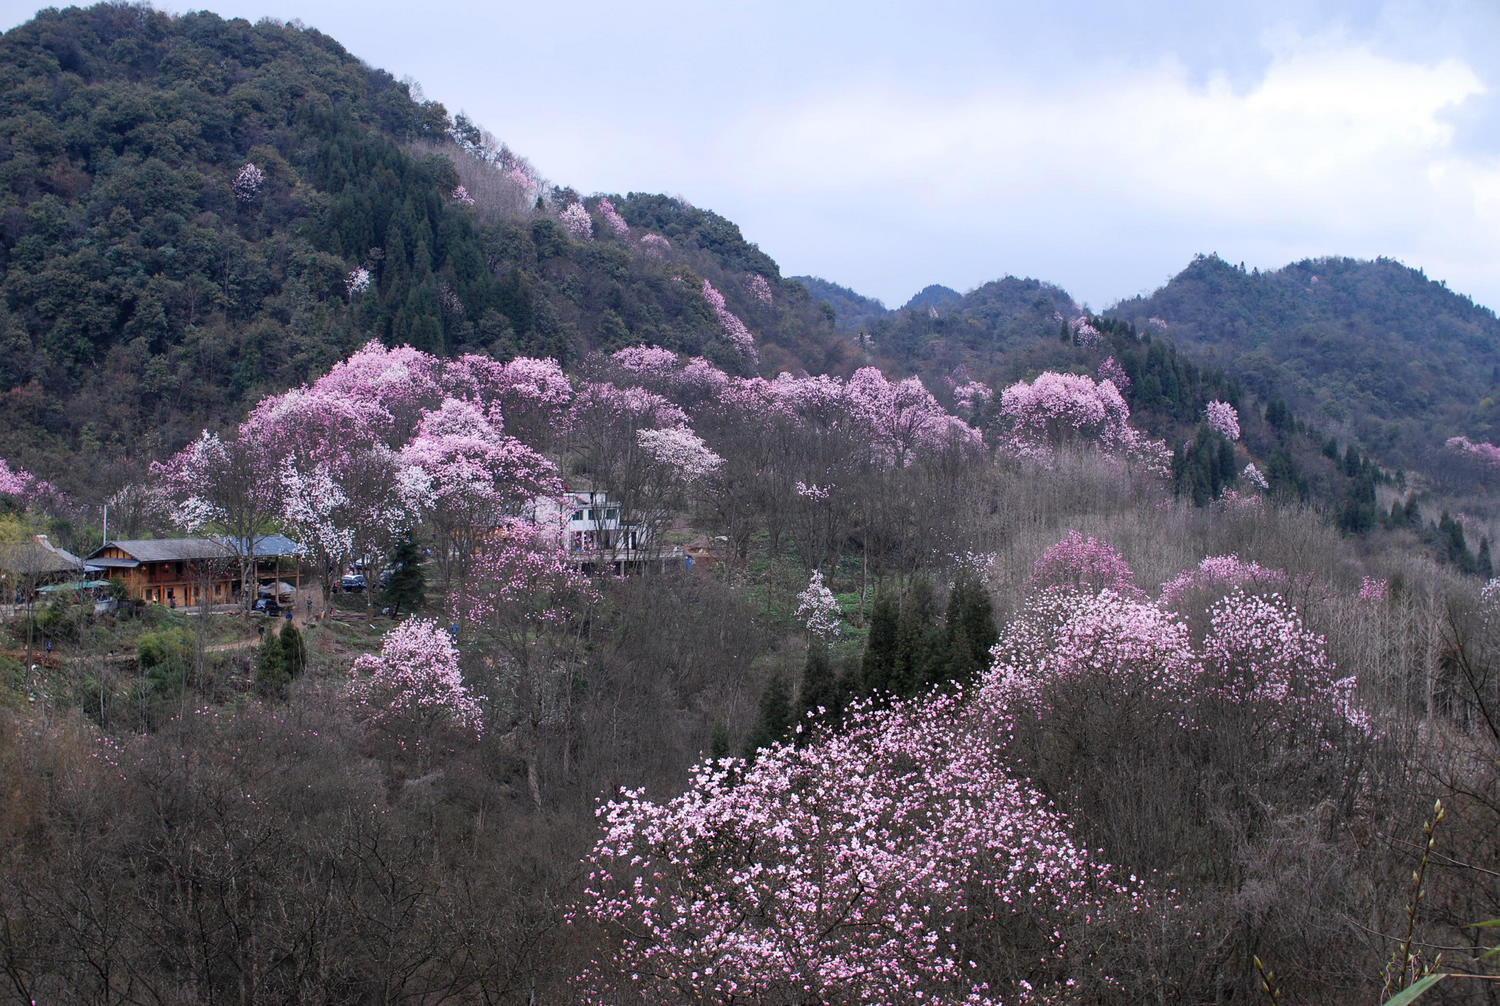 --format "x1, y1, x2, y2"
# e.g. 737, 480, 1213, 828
4, 0, 1499, 312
